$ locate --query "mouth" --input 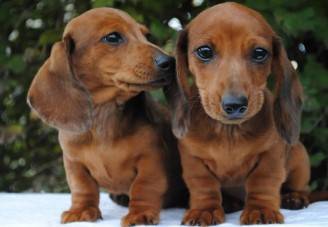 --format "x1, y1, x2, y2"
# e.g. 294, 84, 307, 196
204, 106, 248, 125
224, 111, 246, 121
117, 76, 172, 90
219, 116, 247, 125
148, 76, 172, 86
